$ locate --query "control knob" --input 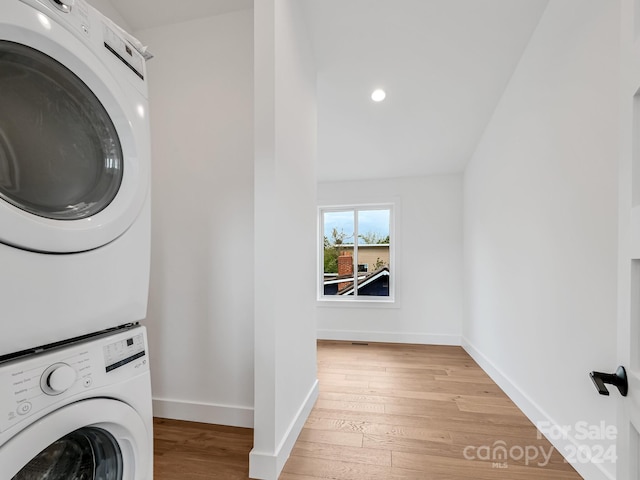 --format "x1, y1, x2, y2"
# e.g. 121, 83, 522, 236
49, 0, 75, 13
41, 363, 77, 395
